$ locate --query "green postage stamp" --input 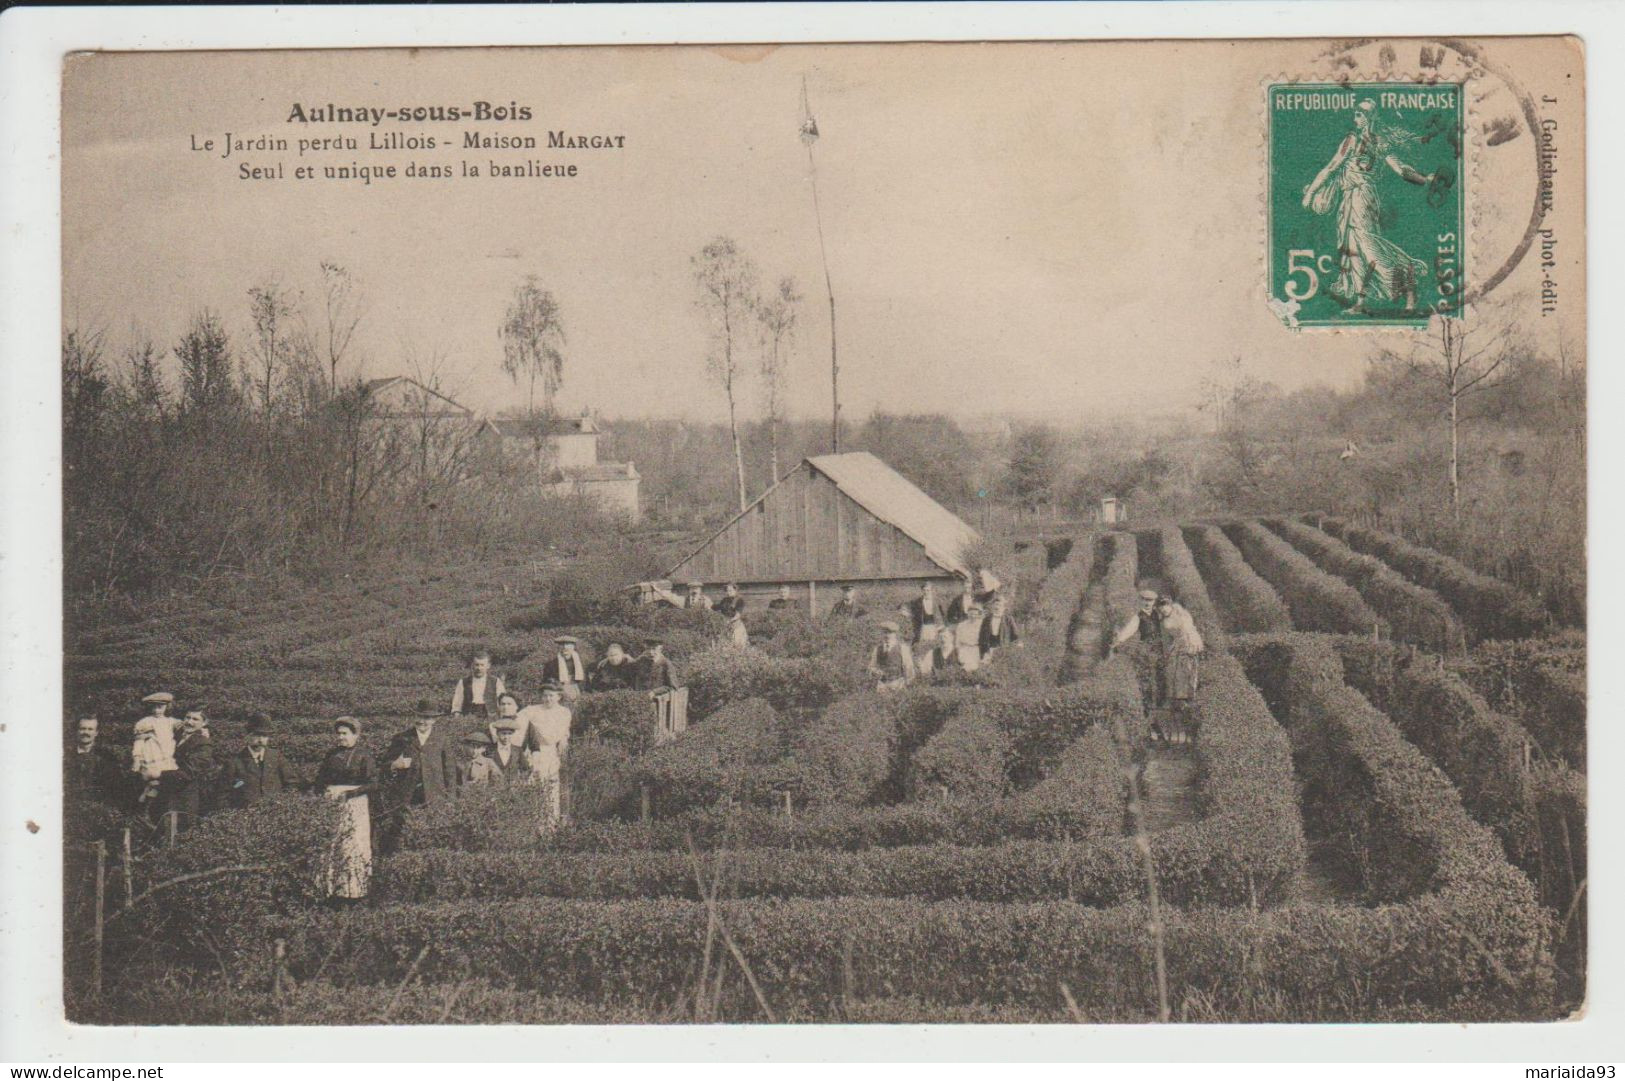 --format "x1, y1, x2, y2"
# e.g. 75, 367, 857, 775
1268, 83, 1464, 327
